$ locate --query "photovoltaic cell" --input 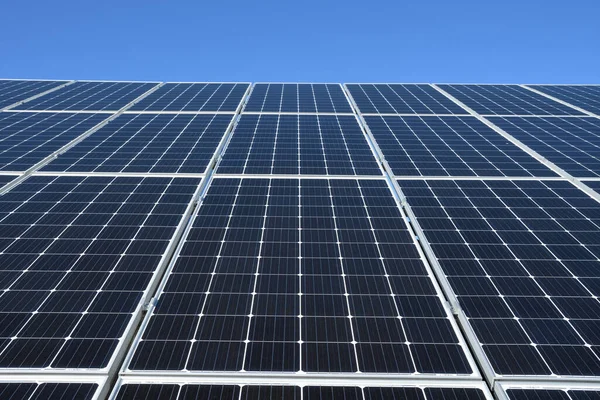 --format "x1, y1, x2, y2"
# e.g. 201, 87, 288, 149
532, 85, 600, 115
42, 113, 233, 174
363, 115, 556, 177
218, 114, 381, 175
0, 382, 98, 399
0, 175, 200, 369
129, 83, 249, 112
114, 384, 488, 400
437, 85, 583, 116
489, 117, 600, 178
504, 387, 600, 400
0, 112, 107, 171
346, 84, 467, 115
244, 84, 353, 113
0, 80, 66, 109
399, 179, 600, 377
13, 81, 157, 112
127, 178, 471, 375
